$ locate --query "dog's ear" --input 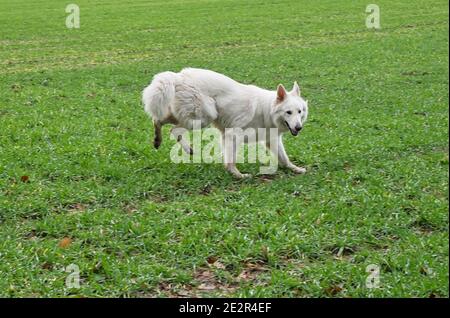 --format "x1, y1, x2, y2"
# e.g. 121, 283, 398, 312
276, 84, 287, 103
291, 81, 300, 96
